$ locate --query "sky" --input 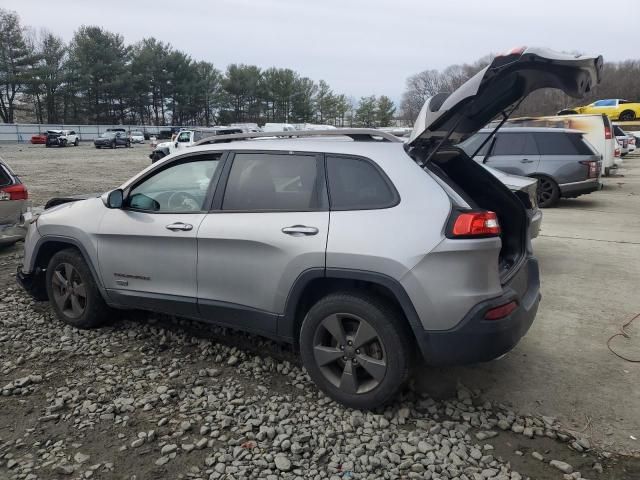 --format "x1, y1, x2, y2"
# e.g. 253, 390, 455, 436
5, 0, 640, 103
